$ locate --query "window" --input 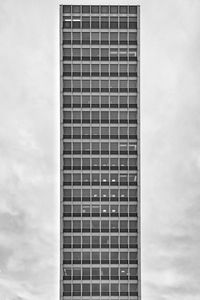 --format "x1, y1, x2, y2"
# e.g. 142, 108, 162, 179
120, 17, 127, 29
92, 252, 100, 263
82, 80, 90, 92
101, 6, 109, 13
110, 64, 118, 76
82, 95, 90, 107
129, 32, 137, 44
101, 80, 109, 92
101, 32, 109, 44
92, 80, 99, 92
92, 283, 100, 296
120, 32, 127, 44
91, 48, 99, 60
101, 17, 109, 29
82, 32, 90, 44
101, 48, 109, 60
110, 32, 118, 44
110, 127, 118, 139
91, 6, 99, 13
63, 80, 71, 92
101, 251, 109, 263
91, 17, 99, 29
72, 47, 80, 60
91, 31, 99, 45
73, 189, 81, 201
82, 251, 90, 263
82, 284, 90, 296
82, 64, 90, 75
63, 5, 71, 13
101, 157, 109, 170
110, 158, 118, 170
91, 95, 99, 108
63, 48, 71, 60
91, 64, 99, 76
63, 32, 71, 44
92, 268, 100, 280
92, 127, 100, 139
110, 17, 118, 29
82, 5, 90, 13
72, 32, 80, 45
110, 6, 118, 13
82, 48, 90, 59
